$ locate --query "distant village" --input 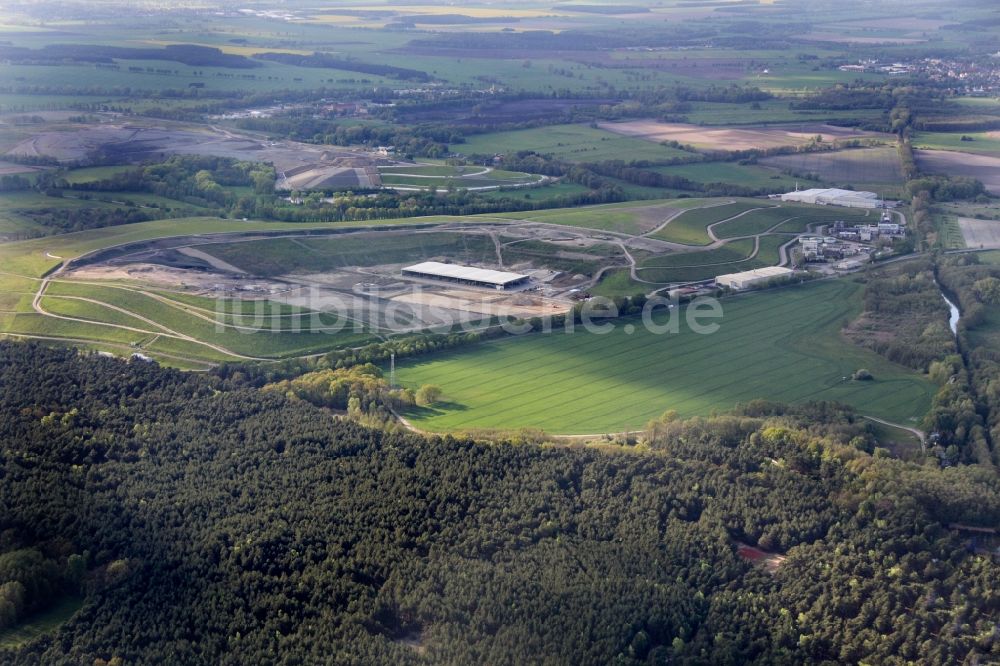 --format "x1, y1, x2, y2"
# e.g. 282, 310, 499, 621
839, 56, 1000, 95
